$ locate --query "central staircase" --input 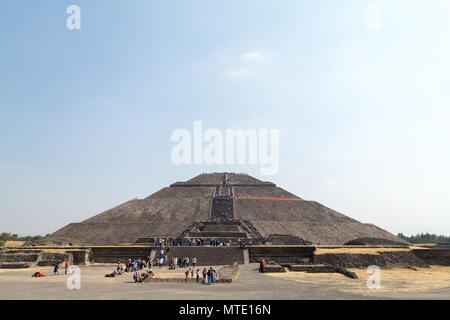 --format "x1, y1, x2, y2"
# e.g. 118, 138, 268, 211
183, 178, 262, 244
210, 197, 234, 220
188, 220, 247, 239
